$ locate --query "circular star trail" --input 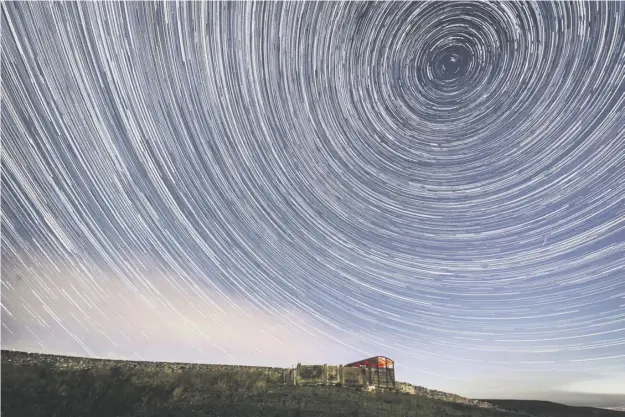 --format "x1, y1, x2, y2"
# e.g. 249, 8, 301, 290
2, 2, 625, 391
